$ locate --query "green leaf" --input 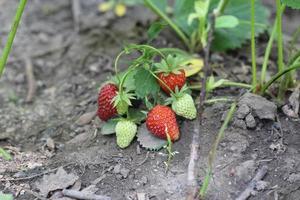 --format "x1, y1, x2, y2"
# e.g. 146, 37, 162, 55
101, 120, 117, 135
144, 0, 167, 12
111, 70, 137, 91
0, 147, 12, 161
0, 193, 13, 200
215, 15, 239, 29
211, 0, 270, 51
137, 123, 167, 151
282, 0, 300, 9
123, 0, 144, 6
173, 0, 197, 36
128, 108, 147, 123
147, 21, 168, 41
134, 67, 160, 98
